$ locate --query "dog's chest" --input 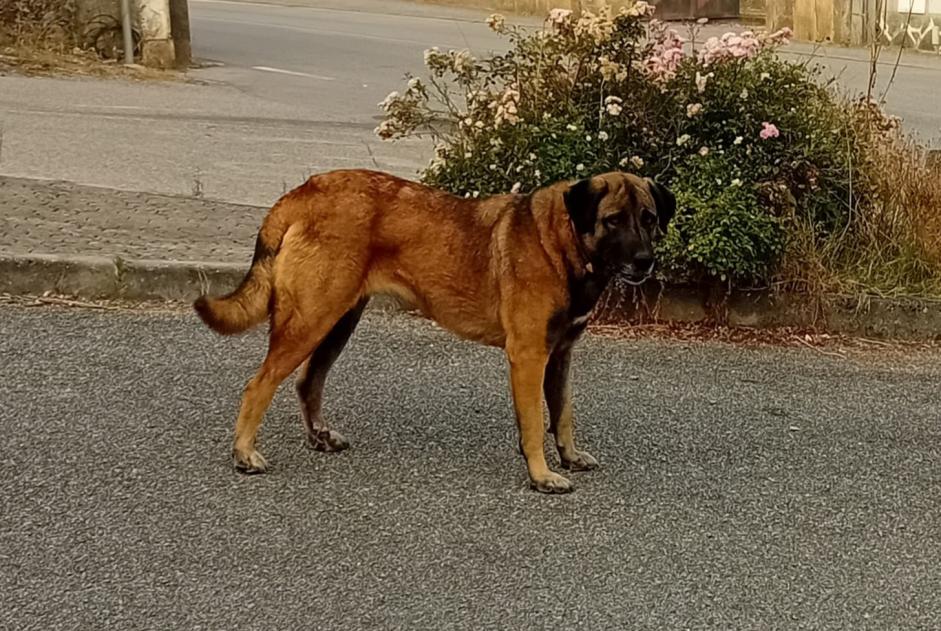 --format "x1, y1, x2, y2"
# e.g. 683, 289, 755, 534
547, 272, 607, 350
568, 272, 607, 321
